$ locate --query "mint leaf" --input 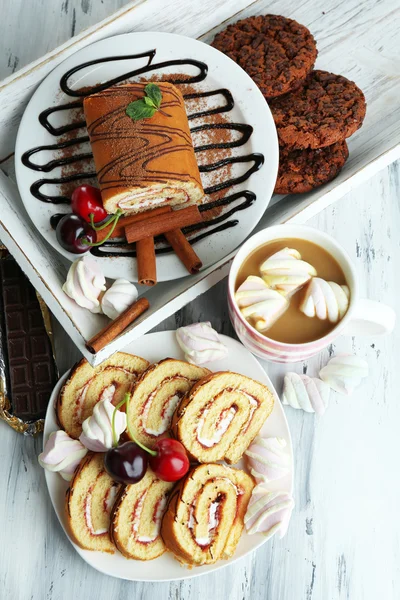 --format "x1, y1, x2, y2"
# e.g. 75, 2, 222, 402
125, 84, 165, 122
145, 83, 162, 109
144, 96, 156, 108
126, 99, 156, 121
